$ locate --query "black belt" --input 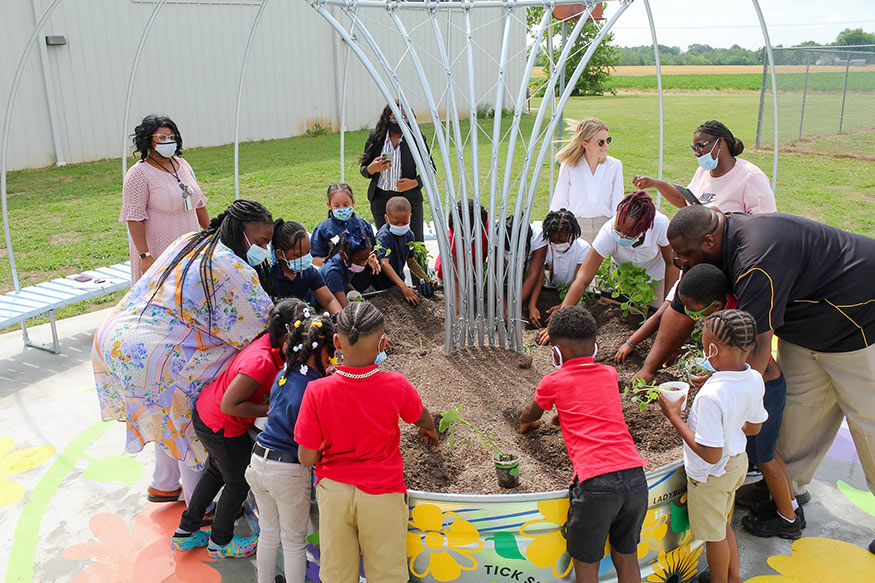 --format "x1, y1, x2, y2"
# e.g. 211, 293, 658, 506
253, 443, 299, 464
